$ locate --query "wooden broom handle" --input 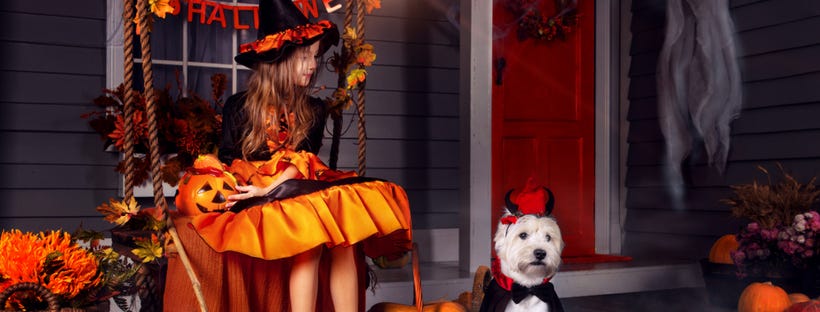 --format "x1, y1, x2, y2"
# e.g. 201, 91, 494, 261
412, 242, 423, 312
